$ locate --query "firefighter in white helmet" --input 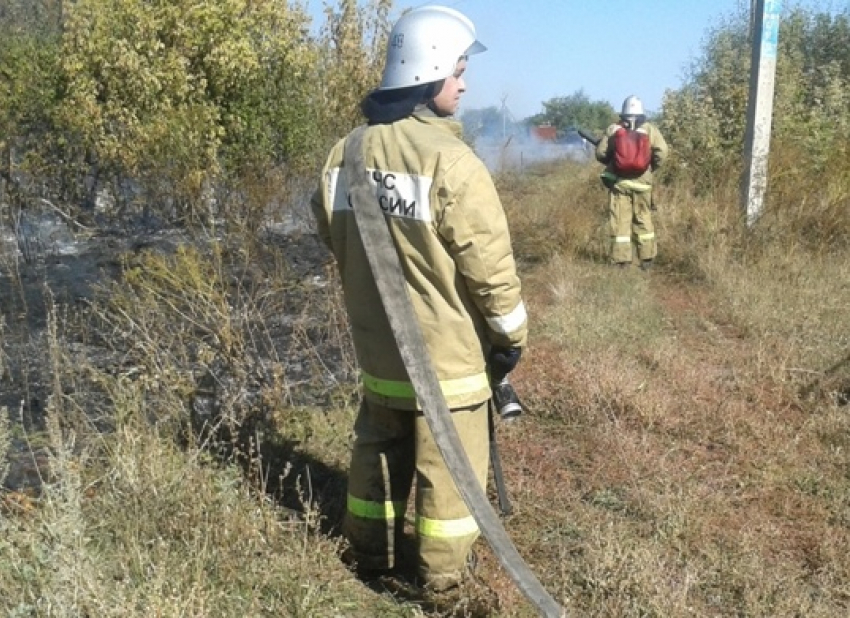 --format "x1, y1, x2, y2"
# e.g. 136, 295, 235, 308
595, 95, 669, 269
310, 6, 527, 592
